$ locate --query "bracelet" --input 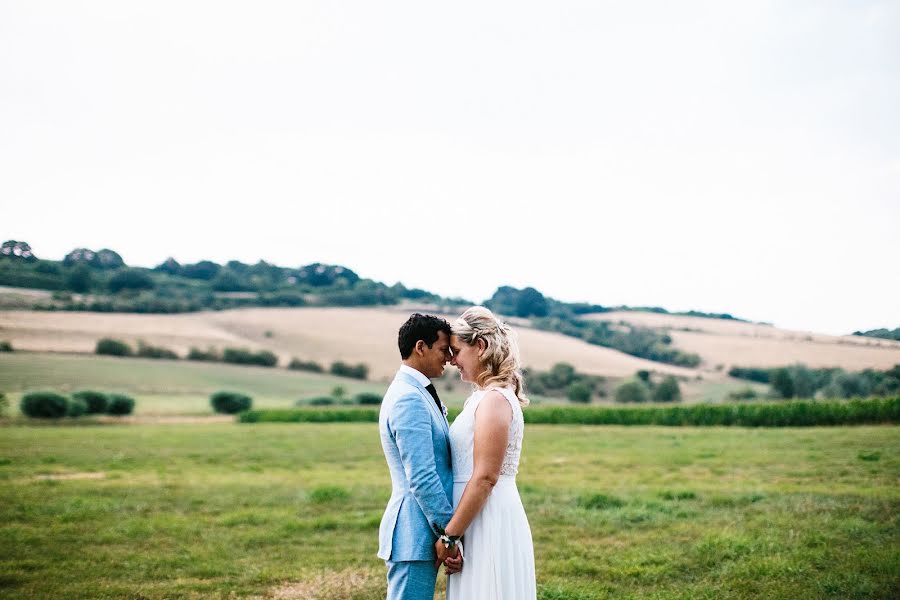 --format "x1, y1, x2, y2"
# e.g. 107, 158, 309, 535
434, 524, 461, 549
